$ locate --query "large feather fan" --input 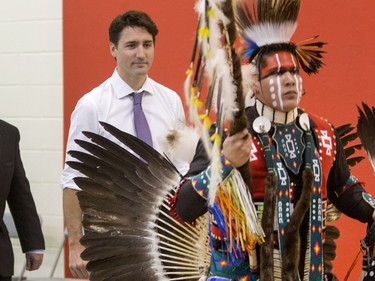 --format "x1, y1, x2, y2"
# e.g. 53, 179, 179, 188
67, 121, 210, 281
